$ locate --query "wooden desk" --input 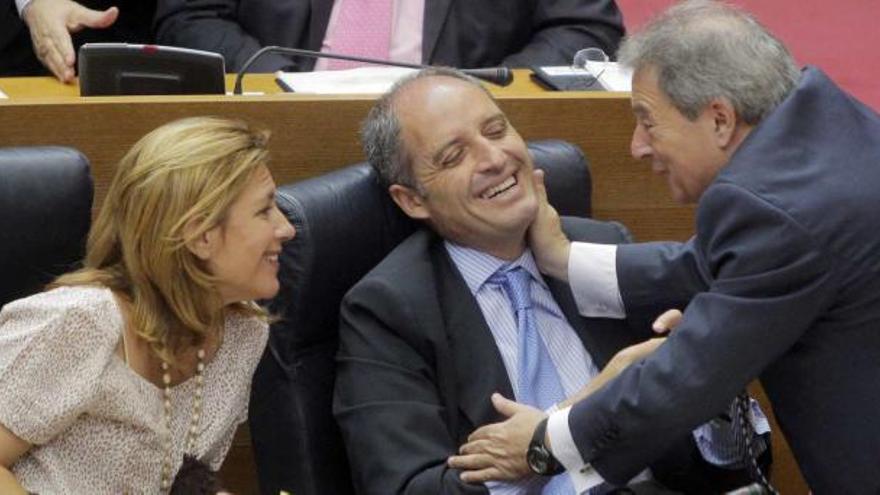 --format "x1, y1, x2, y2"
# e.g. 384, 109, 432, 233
0, 71, 806, 494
